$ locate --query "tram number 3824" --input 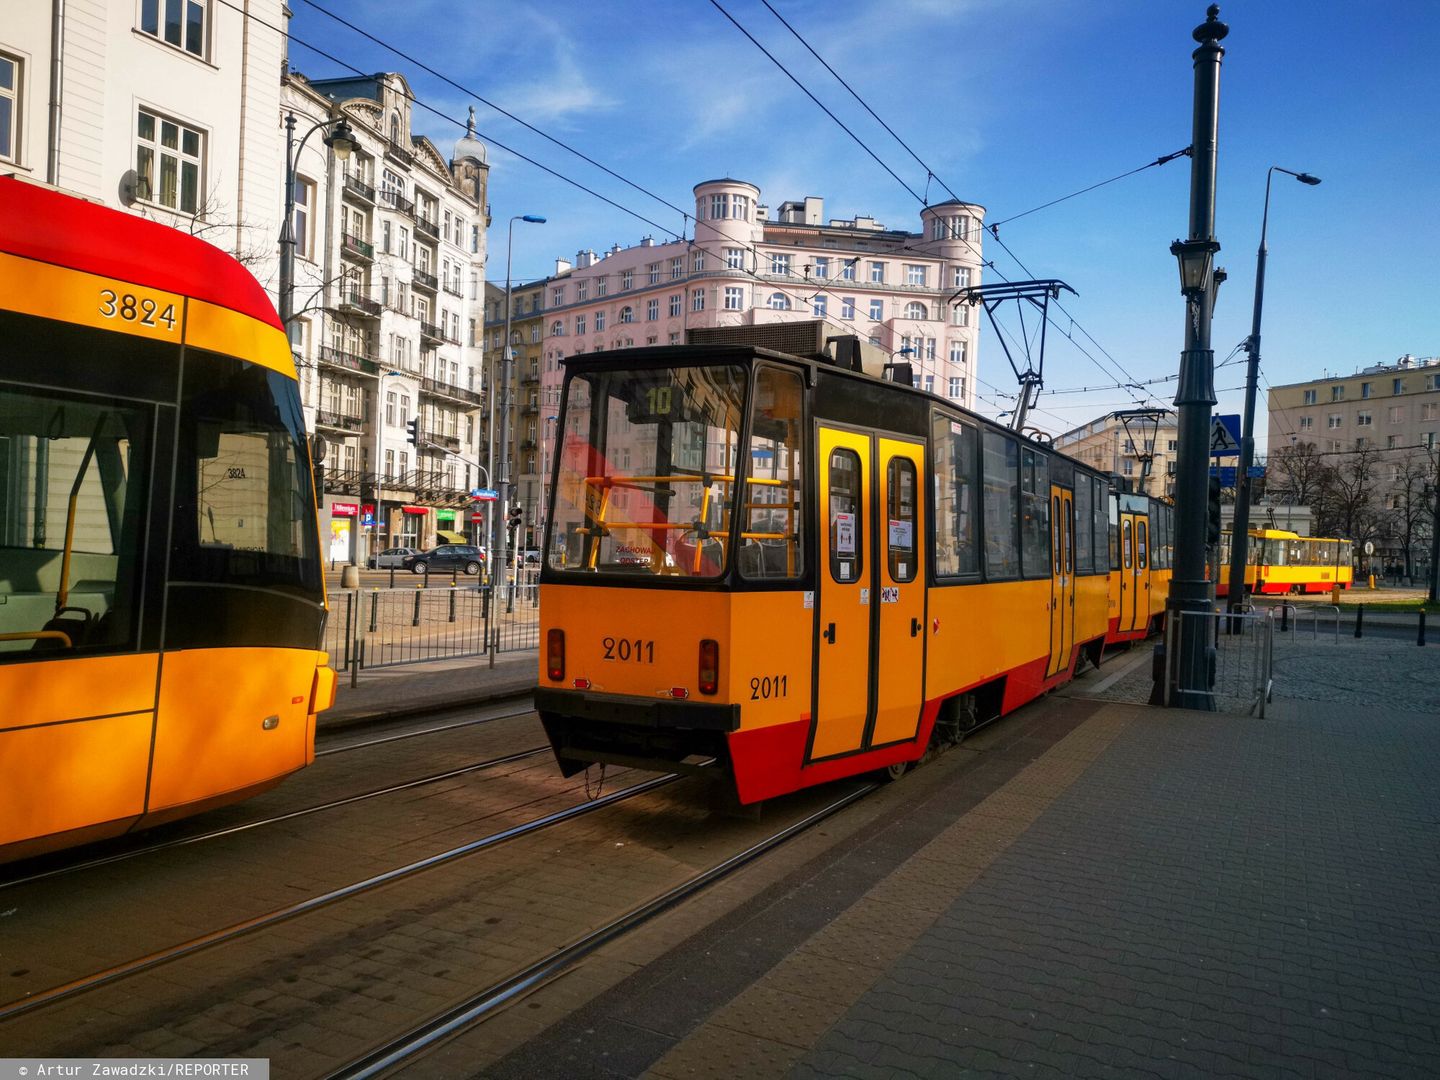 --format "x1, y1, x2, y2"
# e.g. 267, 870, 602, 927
602, 637, 655, 663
